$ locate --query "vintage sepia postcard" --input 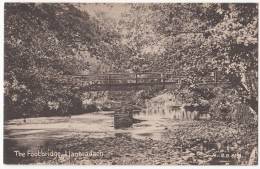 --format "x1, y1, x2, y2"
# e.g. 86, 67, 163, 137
3, 1, 258, 165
